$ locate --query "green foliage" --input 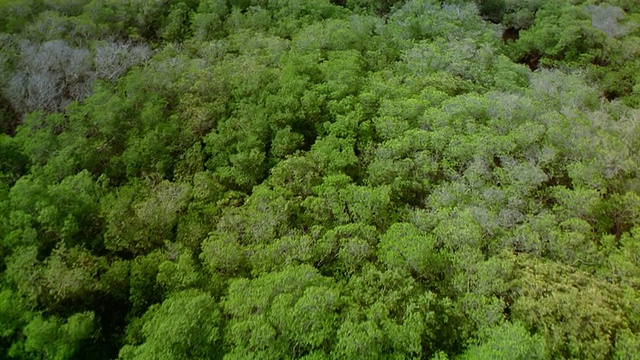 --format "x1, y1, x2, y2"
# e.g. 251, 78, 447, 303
129, 251, 167, 315
22, 312, 96, 360
191, 0, 228, 41
120, 290, 222, 360
459, 321, 548, 360
347, 0, 404, 15
0, 289, 31, 358
335, 266, 442, 358
157, 244, 202, 292
511, 2, 606, 67
2, 0, 640, 359
379, 222, 443, 280
102, 180, 191, 255
389, 0, 490, 42
0, 1, 40, 34
223, 265, 340, 358
161, 2, 194, 42
510, 256, 630, 359
40, 244, 105, 309
476, 0, 543, 28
